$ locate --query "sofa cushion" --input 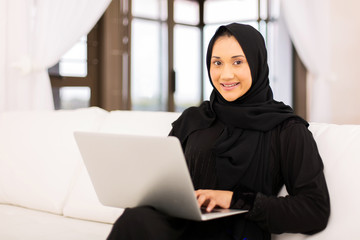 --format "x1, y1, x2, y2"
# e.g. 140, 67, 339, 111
306, 123, 360, 239
0, 107, 107, 214
62, 163, 124, 224
63, 110, 181, 223
0, 204, 112, 240
99, 110, 181, 135
273, 122, 360, 240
